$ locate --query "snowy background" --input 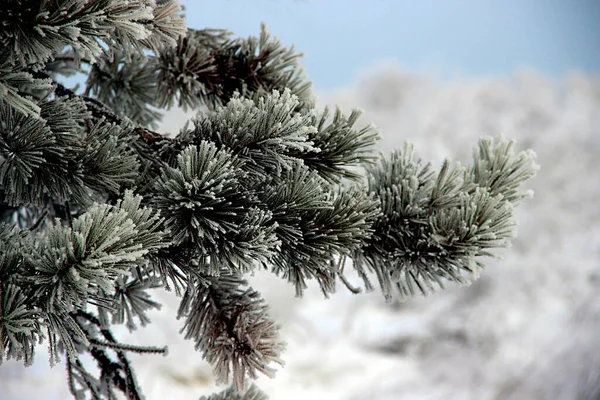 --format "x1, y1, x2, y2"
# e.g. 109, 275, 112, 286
2, 1, 600, 399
